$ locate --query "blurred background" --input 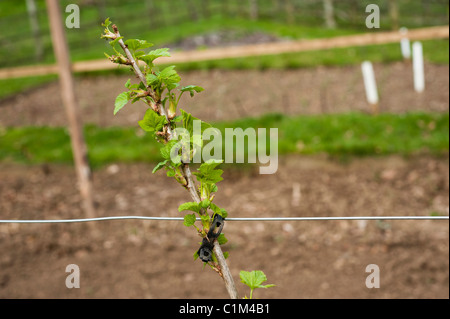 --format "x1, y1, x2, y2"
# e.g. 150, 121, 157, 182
0, 0, 448, 299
